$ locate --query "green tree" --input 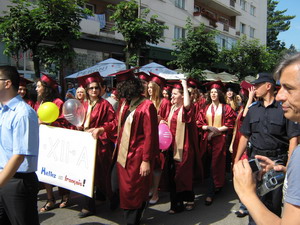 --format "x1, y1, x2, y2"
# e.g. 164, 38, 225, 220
219, 36, 274, 81
108, 0, 168, 68
267, 0, 295, 51
169, 18, 218, 79
0, 0, 91, 78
